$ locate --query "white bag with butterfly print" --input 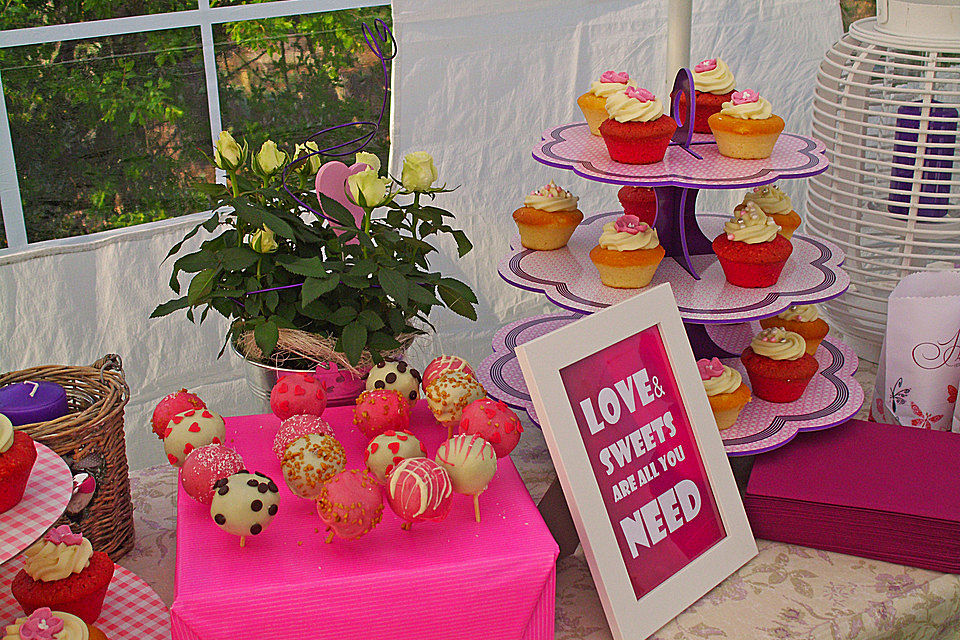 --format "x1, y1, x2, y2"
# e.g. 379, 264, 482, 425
870, 270, 960, 433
